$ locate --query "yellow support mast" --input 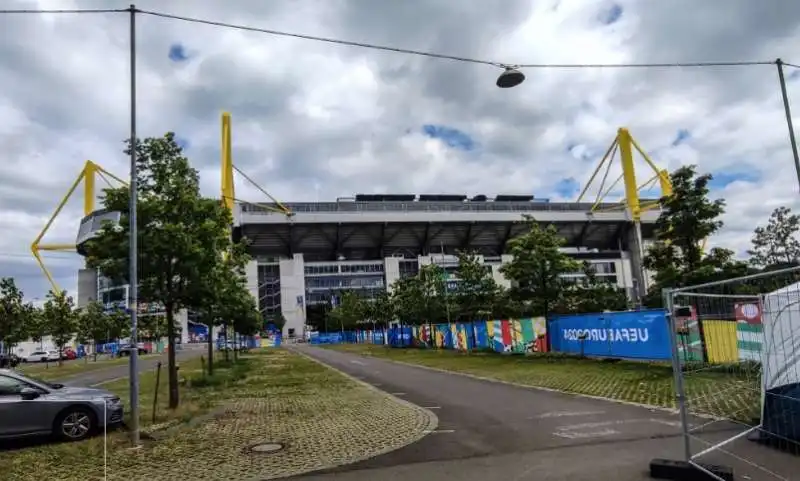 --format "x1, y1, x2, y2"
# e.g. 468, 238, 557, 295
577, 127, 672, 219
577, 128, 673, 302
31, 160, 127, 293
219, 112, 293, 218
